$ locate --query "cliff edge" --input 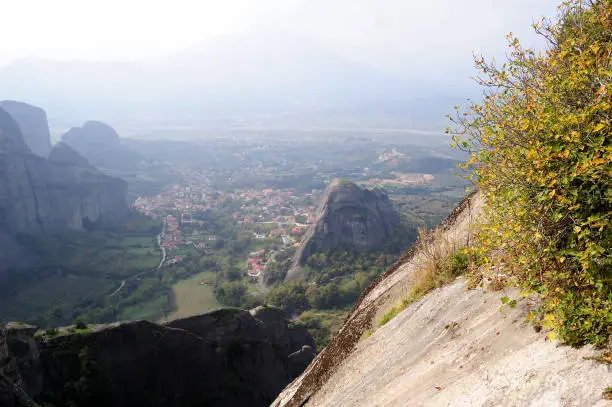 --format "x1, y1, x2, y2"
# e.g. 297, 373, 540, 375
273, 193, 611, 407
0, 307, 316, 407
